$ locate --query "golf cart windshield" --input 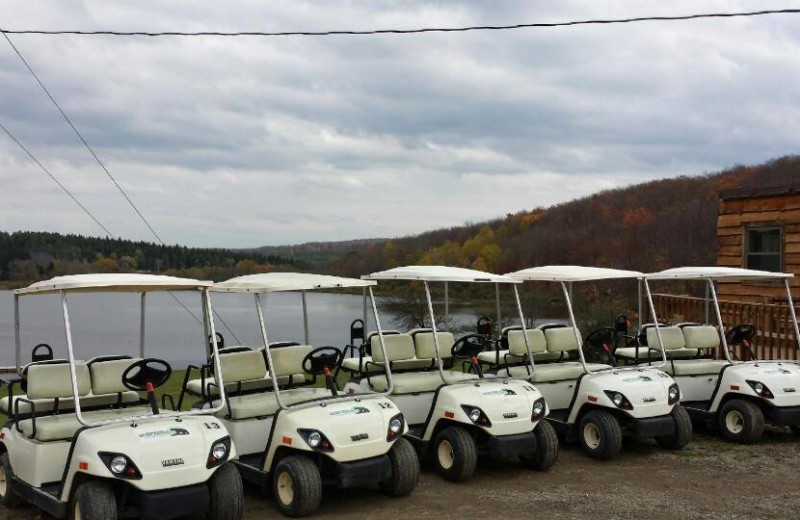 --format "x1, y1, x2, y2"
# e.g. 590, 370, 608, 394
13, 273, 223, 427
505, 266, 670, 373
363, 265, 530, 385
211, 272, 391, 410
646, 267, 800, 363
